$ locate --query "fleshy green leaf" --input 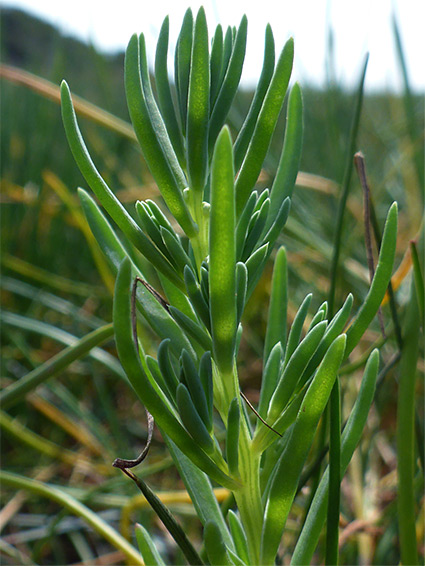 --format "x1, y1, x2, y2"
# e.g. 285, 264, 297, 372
235, 38, 294, 215
260, 335, 346, 565
154, 16, 185, 167
209, 126, 237, 374
124, 34, 197, 237
187, 7, 210, 192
